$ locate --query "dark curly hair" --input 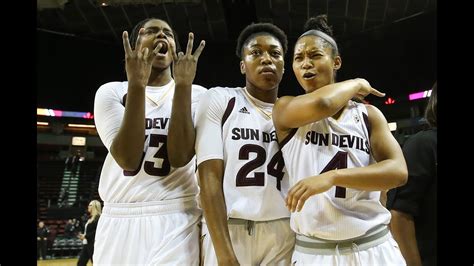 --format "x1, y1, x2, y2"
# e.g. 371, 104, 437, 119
129, 18, 181, 52
235, 23, 288, 59
302, 14, 338, 57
